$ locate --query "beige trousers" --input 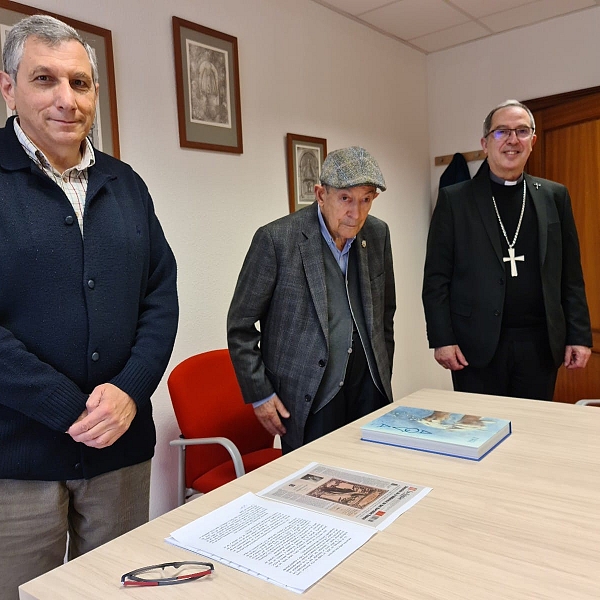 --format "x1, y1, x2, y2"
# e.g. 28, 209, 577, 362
0, 460, 151, 600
